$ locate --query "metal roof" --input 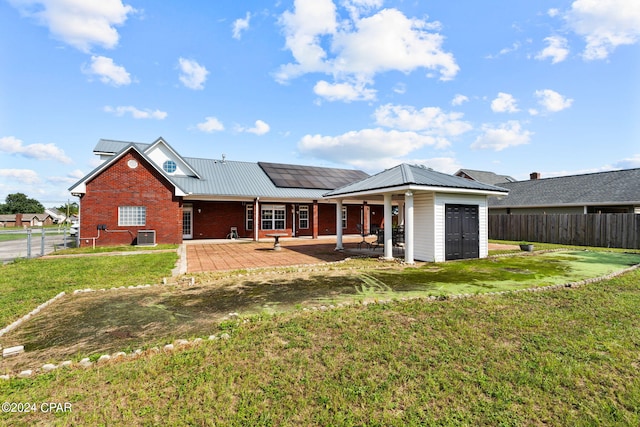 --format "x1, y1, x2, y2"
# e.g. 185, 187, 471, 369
325, 163, 509, 197
489, 168, 640, 208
